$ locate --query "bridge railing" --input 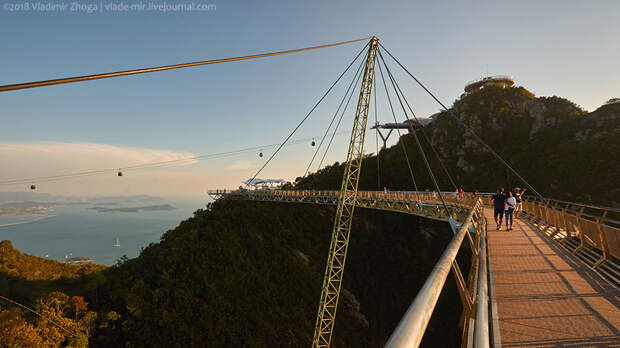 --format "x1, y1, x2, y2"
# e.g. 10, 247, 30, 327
386, 198, 489, 348
520, 197, 620, 284
209, 189, 490, 346
208, 189, 479, 222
